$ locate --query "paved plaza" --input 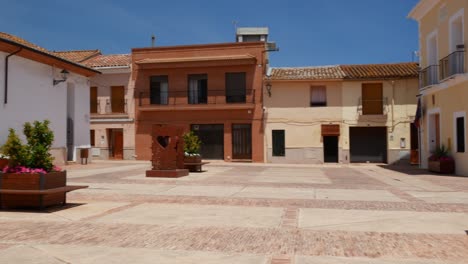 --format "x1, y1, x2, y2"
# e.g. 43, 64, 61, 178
1, 161, 468, 263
